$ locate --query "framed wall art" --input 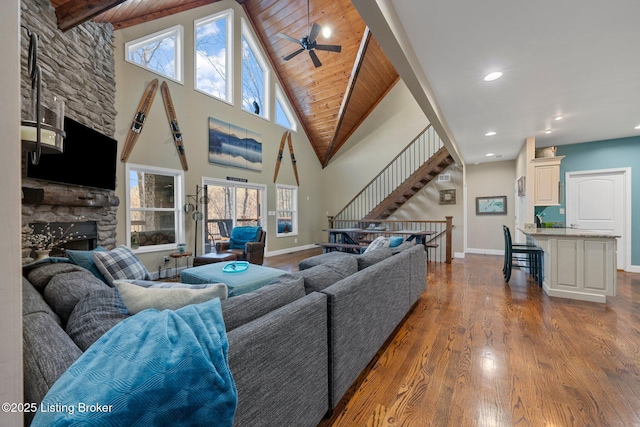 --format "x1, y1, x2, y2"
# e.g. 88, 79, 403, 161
439, 189, 456, 205
476, 196, 507, 215
208, 117, 262, 172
